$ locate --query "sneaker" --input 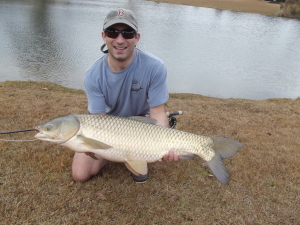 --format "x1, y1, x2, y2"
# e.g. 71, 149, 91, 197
131, 173, 148, 183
